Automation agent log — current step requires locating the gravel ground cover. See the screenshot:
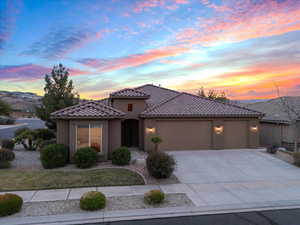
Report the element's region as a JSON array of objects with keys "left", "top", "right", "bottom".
[{"left": 12, "top": 194, "right": 193, "bottom": 217}]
